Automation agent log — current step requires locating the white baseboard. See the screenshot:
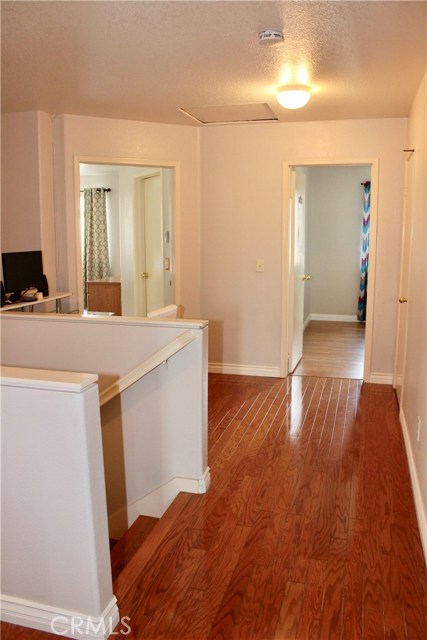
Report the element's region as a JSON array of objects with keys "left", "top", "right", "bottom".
[
  {"left": 0, "top": 595, "right": 119, "bottom": 640},
  {"left": 399, "top": 408, "right": 427, "bottom": 564},
  {"left": 308, "top": 313, "right": 358, "bottom": 322},
  {"left": 208, "top": 363, "right": 391, "bottom": 385},
  {"left": 208, "top": 362, "right": 281, "bottom": 378},
  {"left": 108, "top": 468, "right": 211, "bottom": 539},
  {"left": 368, "top": 372, "right": 394, "bottom": 385}
]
